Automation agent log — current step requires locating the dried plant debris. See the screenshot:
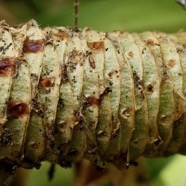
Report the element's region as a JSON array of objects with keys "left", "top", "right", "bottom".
[{"left": 0, "top": 20, "right": 186, "bottom": 170}]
